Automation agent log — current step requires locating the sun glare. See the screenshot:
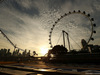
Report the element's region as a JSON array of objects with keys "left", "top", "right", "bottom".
[{"left": 40, "top": 47, "right": 48, "bottom": 56}]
